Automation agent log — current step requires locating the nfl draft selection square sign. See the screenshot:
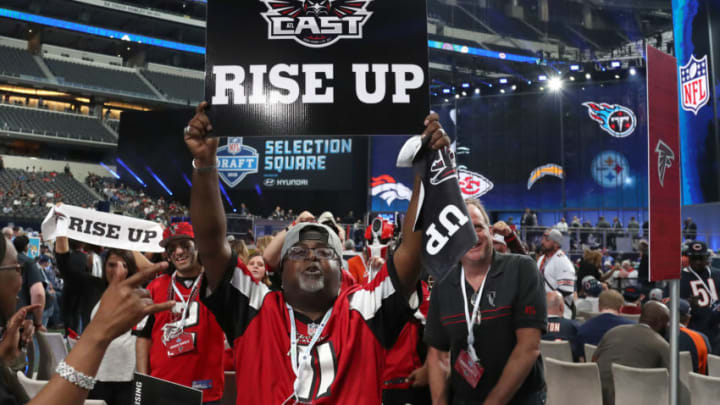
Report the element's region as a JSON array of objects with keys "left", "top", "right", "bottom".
[
  {"left": 205, "top": 0, "right": 430, "bottom": 137},
  {"left": 646, "top": 45, "right": 682, "bottom": 282}
]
